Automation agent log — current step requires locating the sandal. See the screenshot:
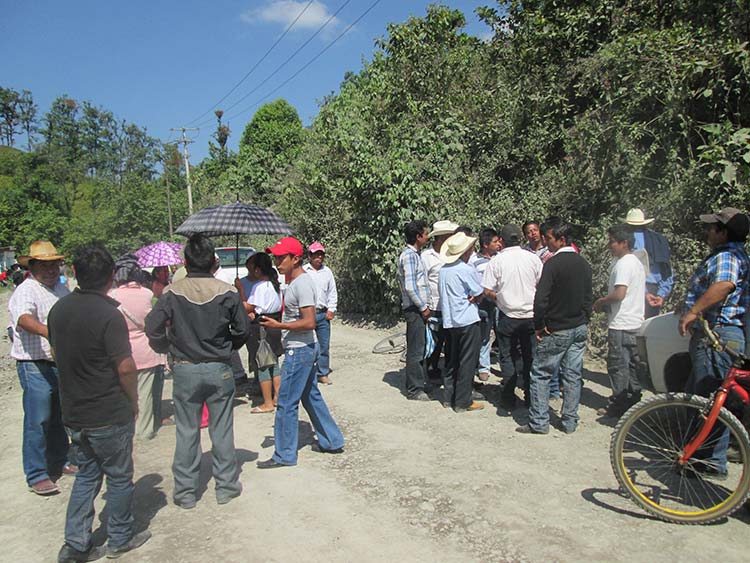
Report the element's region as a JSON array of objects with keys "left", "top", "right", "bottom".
[{"left": 251, "top": 406, "right": 275, "bottom": 414}]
